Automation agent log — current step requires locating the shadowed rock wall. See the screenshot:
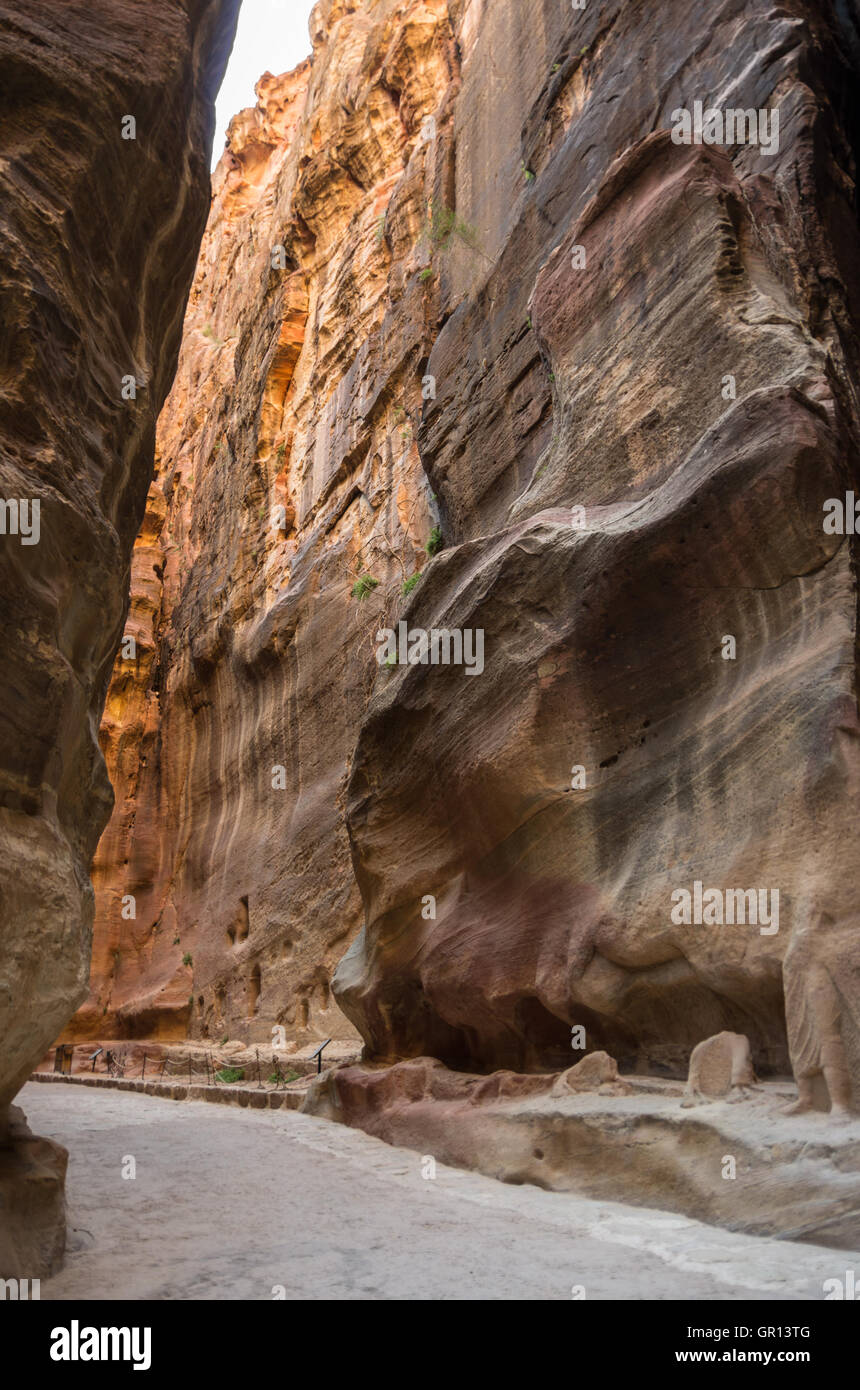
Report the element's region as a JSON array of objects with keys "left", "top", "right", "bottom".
[
  {"left": 336, "top": 0, "right": 860, "bottom": 1098},
  {"left": 0, "top": 0, "right": 240, "bottom": 1276}
]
